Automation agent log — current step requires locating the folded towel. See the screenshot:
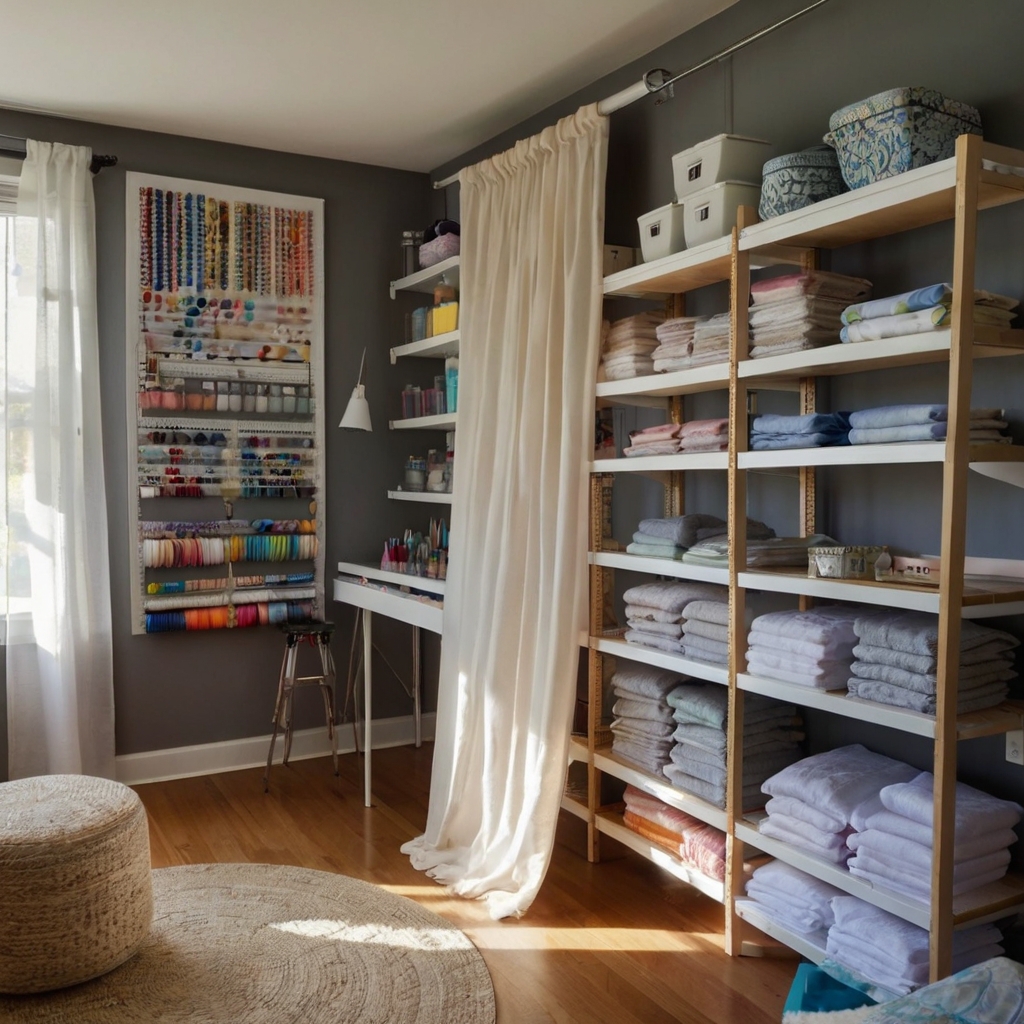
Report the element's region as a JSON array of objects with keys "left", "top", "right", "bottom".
[
  {"left": 765, "top": 795, "right": 846, "bottom": 835},
  {"left": 758, "top": 817, "right": 853, "bottom": 863},
  {"left": 852, "top": 638, "right": 1018, "bottom": 674},
  {"left": 611, "top": 718, "right": 676, "bottom": 741},
  {"left": 629, "top": 531, "right": 682, "bottom": 550},
  {"left": 880, "top": 771, "right": 1023, "bottom": 834},
  {"left": 625, "top": 541, "right": 685, "bottom": 558},
  {"left": 623, "top": 439, "right": 680, "bottom": 456},
  {"left": 625, "top": 619, "right": 683, "bottom": 639},
  {"left": 854, "top": 611, "right": 1018, "bottom": 658},
  {"left": 744, "top": 645, "right": 850, "bottom": 677},
  {"left": 622, "top": 580, "right": 729, "bottom": 614},
  {"left": 750, "top": 606, "right": 861, "bottom": 648},
  {"left": 611, "top": 696, "right": 675, "bottom": 723},
  {"left": 847, "top": 676, "right": 1009, "bottom": 714},
  {"left": 635, "top": 514, "right": 774, "bottom": 548},
  {"left": 847, "top": 830, "right": 1013, "bottom": 878},
  {"left": 624, "top": 629, "right": 682, "bottom": 654},
  {"left": 761, "top": 744, "right": 919, "bottom": 827},
  {"left": 849, "top": 808, "right": 1017, "bottom": 861},
  {"left": 850, "top": 658, "right": 1014, "bottom": 695},
  {"left": 746, "top": 860, "right": 844, "bottom": 928},
  {"left": 625, "top": 603, "right": 683, "bottom": 624},
  {"left": 746, "top": 651, "right": 852, "bottom": 690},
  {"left": 629, "top": 422, "right": 681, "bottom": 441},
  {"left": 747, "top": 630, "right": 855, "bottom": 664},
  {"left": 679, "top": 417, "right": 729, "bottom": 439},
  {"left": 848, "top": 862, "right": 1010, "bottom": 902},
  {"left": 678, "top": 633, "right": 730, "bottom": 661},
  {"left": 609, "top": 665, "right": 683, "bottom": 702},
  {"left": 847, "top": 404, "right": 1003, "bottom": 429},
  {"left": 680, "top": 643, "right": 729, "bottom": 666},
  {"left": 847, "top": 844, "right": 1010, "bottom": 891},
  {"left": 666, "top": 683, "right": 728, "bottom": 728},
  {"left": 750, "top": 271, "right": 872, "bottom": 305},
  {"left": 683, "top": 534, "right": 839, "bottom": 568},
  {"left": 680, "top": 736, "right": 802, "bottom": 771},
  {"left": 681, "top": 619, "right": 728, "bottom": 644},
  {"left": 611, "top": 737, "right": 672, "bottom": 775},
  {"left": 662, "top": 765, "right": 766, "bottom": 808},
  {"left": 681, "top": 600, "right": 730, "bottom": 626}
]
